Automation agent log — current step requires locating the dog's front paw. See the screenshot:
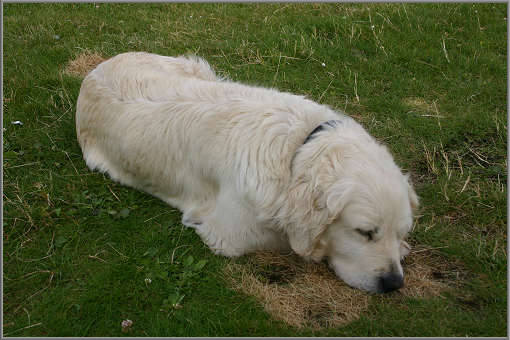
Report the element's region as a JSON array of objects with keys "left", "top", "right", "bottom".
[
  {"left": 181, "top": 216, "right": 203, "bottom": 229},
  {"left": 211, "top": 246, "right": 244, "bottom": 258},
  {"left": 400, "top": 240, "right": 411, "bottom": 260}
]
